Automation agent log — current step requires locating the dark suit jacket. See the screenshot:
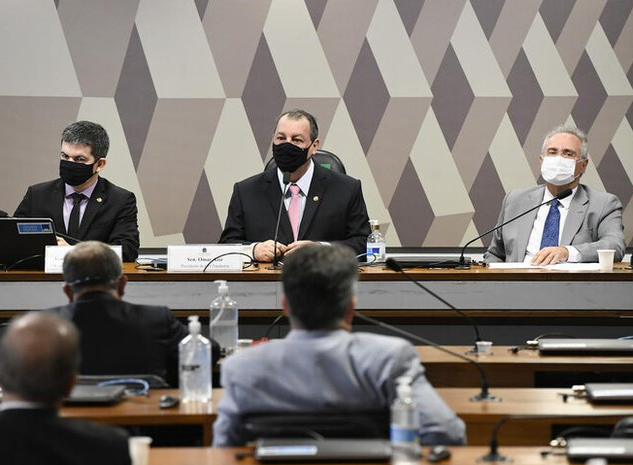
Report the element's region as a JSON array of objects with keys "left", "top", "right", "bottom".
[
  {"left": 48, "top": 292, "right": 195, "bottom": 387},
  {"left": 219, "top": 164, "right": 371, "bottom": 255},
  {"left": 0, "top": 408, "right": 130, "bottom": 465},
  {"left": 14, "top": 177, "right": 140, "bottom": 261}
]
